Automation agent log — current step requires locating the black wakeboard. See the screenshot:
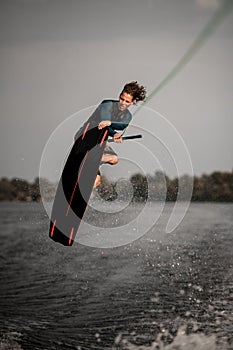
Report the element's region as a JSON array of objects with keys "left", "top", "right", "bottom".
[{"left": 49, "top": 124, "right": 109, "bottom": 246}]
